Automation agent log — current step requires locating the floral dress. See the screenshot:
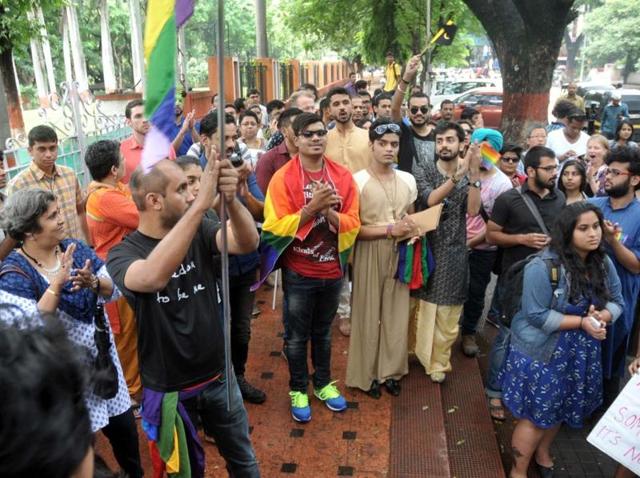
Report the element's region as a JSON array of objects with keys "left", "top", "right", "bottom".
[{"left": 500, "top": 295, "right": 602, "bottom": 429}]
